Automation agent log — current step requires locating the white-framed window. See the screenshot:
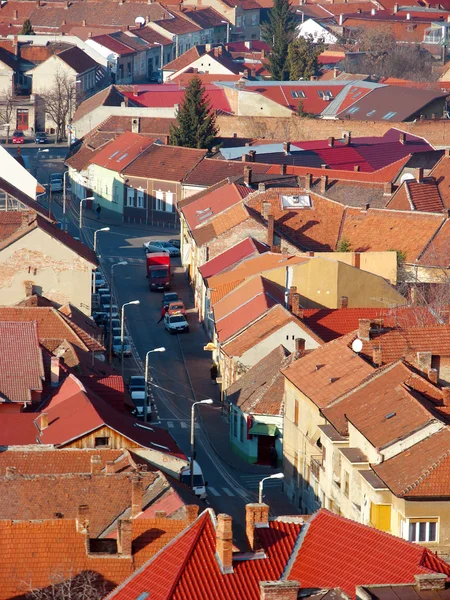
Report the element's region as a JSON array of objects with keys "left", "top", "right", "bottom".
[
  {"left": 408, "top": 519, "right": 438, "bottom": 543},
  {"left": 126, "top": 188, "right": 135, "bottom": 207},
  {"left": 137, "top": 189, "right": 145, "bottom": 209},
  {"left": 251, "top": 13, "right": 258, "bottom": 25},
  {"left": 165, "top": 191, "right": 174, "bottom": 212},
  {"left": 155, "top": 190, "right": 164, "bottom": 211},
  {"left": 113, "top": 184, "right": 119, "bottom": 204},
  {"left": 423, "top": 28, "right": 442, "bottom": 44}
]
